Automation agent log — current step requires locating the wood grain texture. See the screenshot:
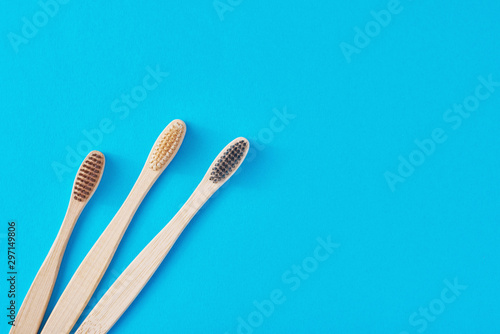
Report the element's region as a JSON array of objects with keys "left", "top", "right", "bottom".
[
  {"left": 11, "top": 151, "right": 105, "bottom": 334},
  {"left": 41, "top": 120, "right": 185, "bottom": 334},
  {"left": 76, "top": 137, "right": 249, "bottom": 334}
]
